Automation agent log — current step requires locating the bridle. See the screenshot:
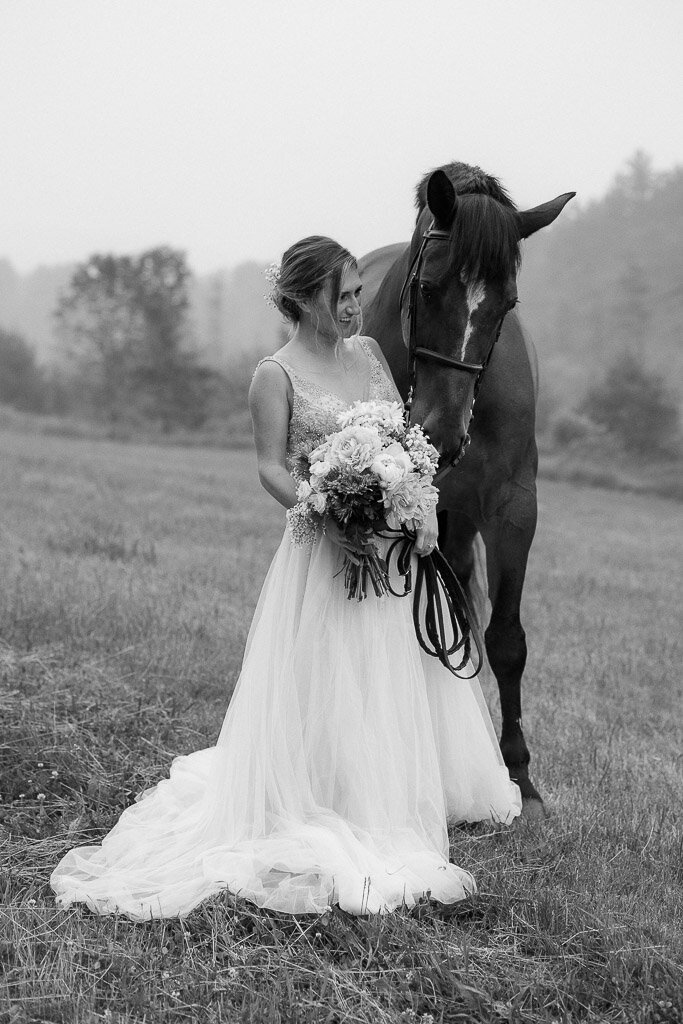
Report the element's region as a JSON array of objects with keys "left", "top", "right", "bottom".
[{"left": 399, "top": 220, "right": 506, "bottom": 481}]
